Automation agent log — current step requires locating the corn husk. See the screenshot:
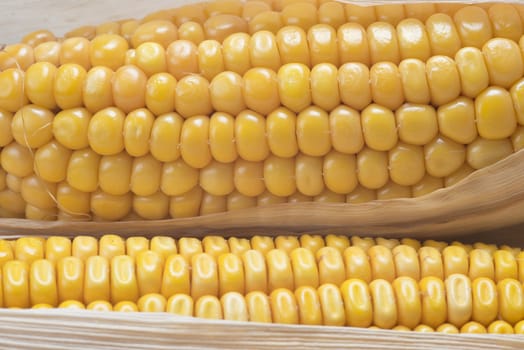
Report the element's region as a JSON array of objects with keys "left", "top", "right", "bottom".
[{"left": 0, "top": 309, "right": 523, "bottom": 350}]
